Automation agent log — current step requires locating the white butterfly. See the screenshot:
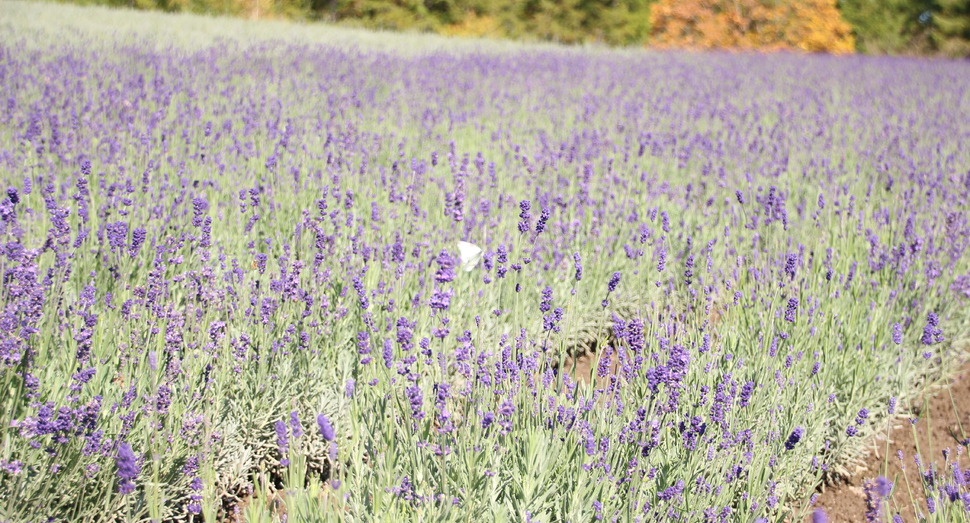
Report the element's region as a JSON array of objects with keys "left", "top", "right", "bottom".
[{"left": 457, "top": 241, "right": 483, "bottom": 272}]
